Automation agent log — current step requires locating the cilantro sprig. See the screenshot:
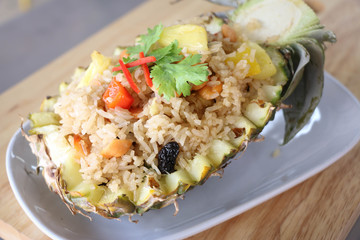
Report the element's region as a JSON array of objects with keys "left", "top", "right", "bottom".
[
  {"left": 122, "top": 24, "right": 209, "bottom": 100},
  {"left": 151, "top": 54, "right": 208, "bottom": 99},
  {"left": 127, "top": 24, "right": 164, "bottom": 57}
]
